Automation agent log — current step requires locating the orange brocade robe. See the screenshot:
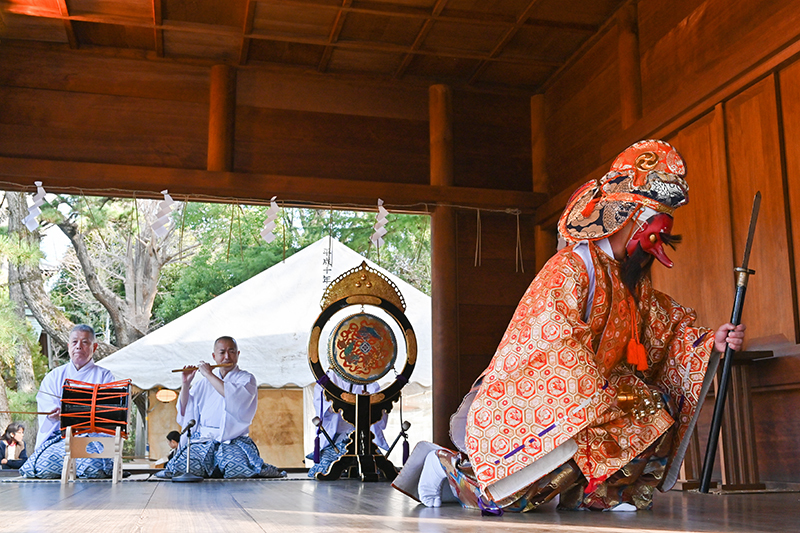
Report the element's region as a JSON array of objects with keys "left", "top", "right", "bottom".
[{"left": 466, "top": 241, "right": 717, "bottom": 499}]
